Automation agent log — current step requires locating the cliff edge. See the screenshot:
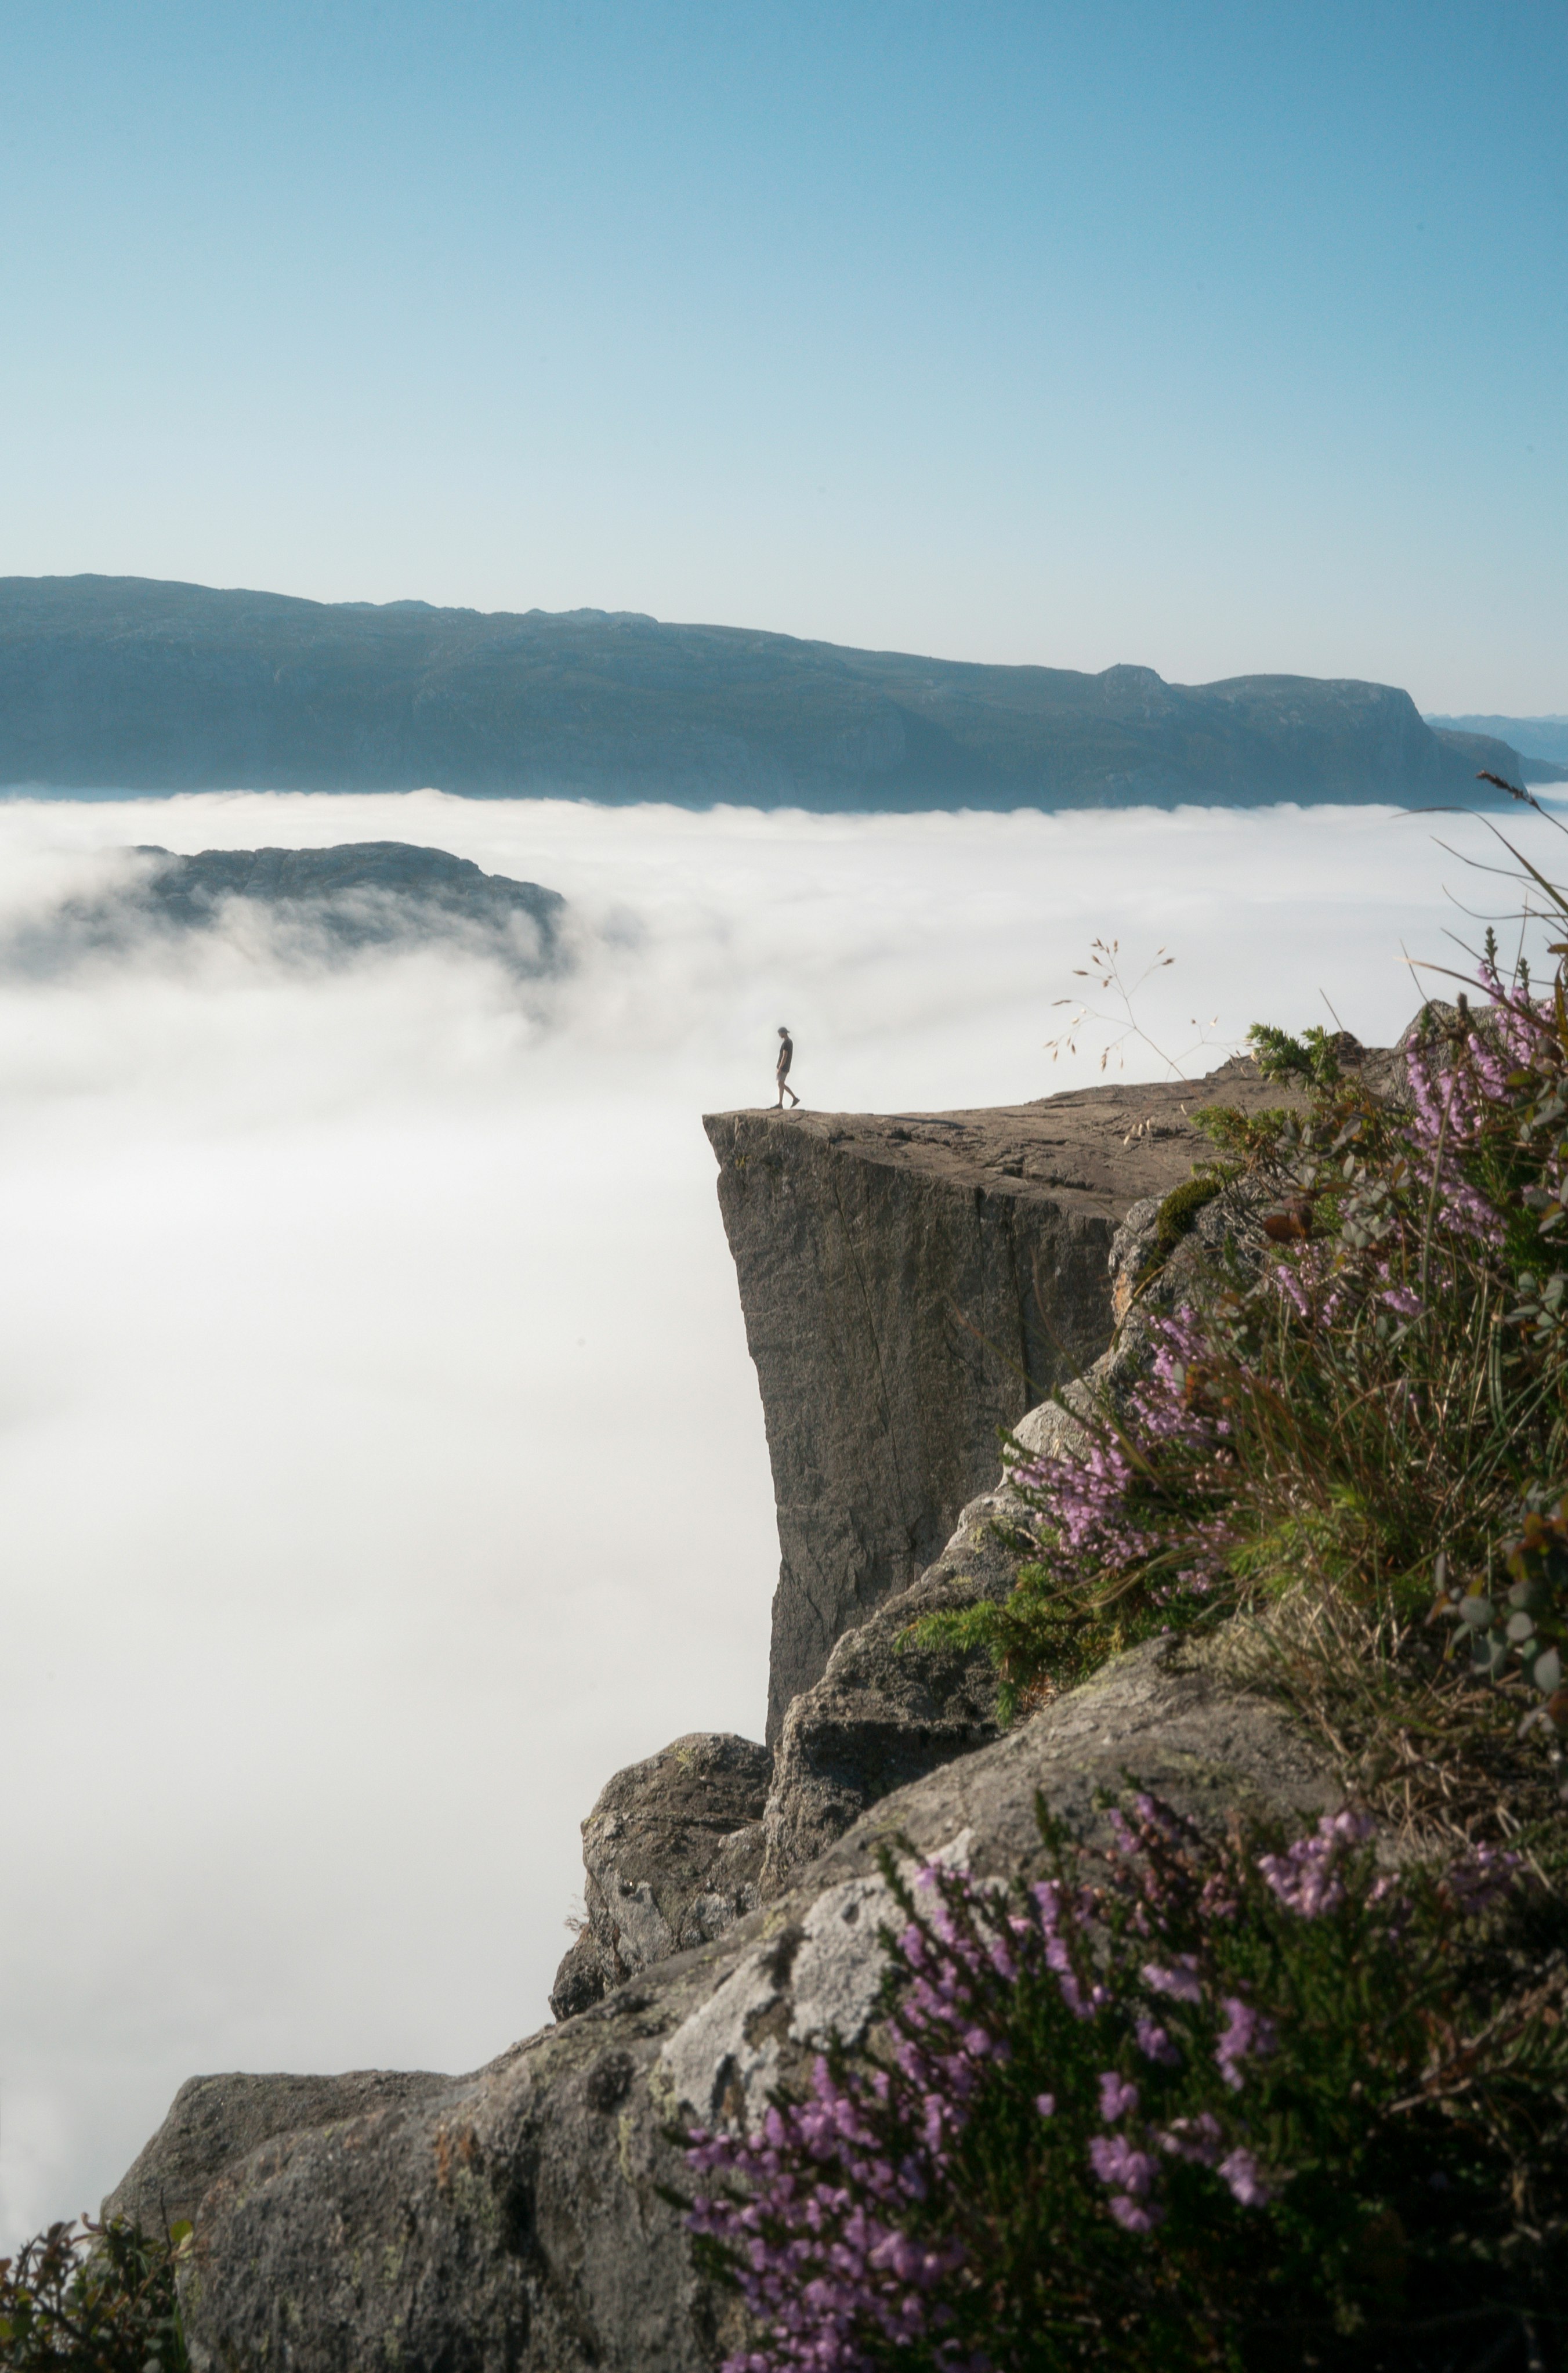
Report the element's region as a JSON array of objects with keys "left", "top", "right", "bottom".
[{"left": 705, "top": 1059, "right": 1299, "bottom": 1736}]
